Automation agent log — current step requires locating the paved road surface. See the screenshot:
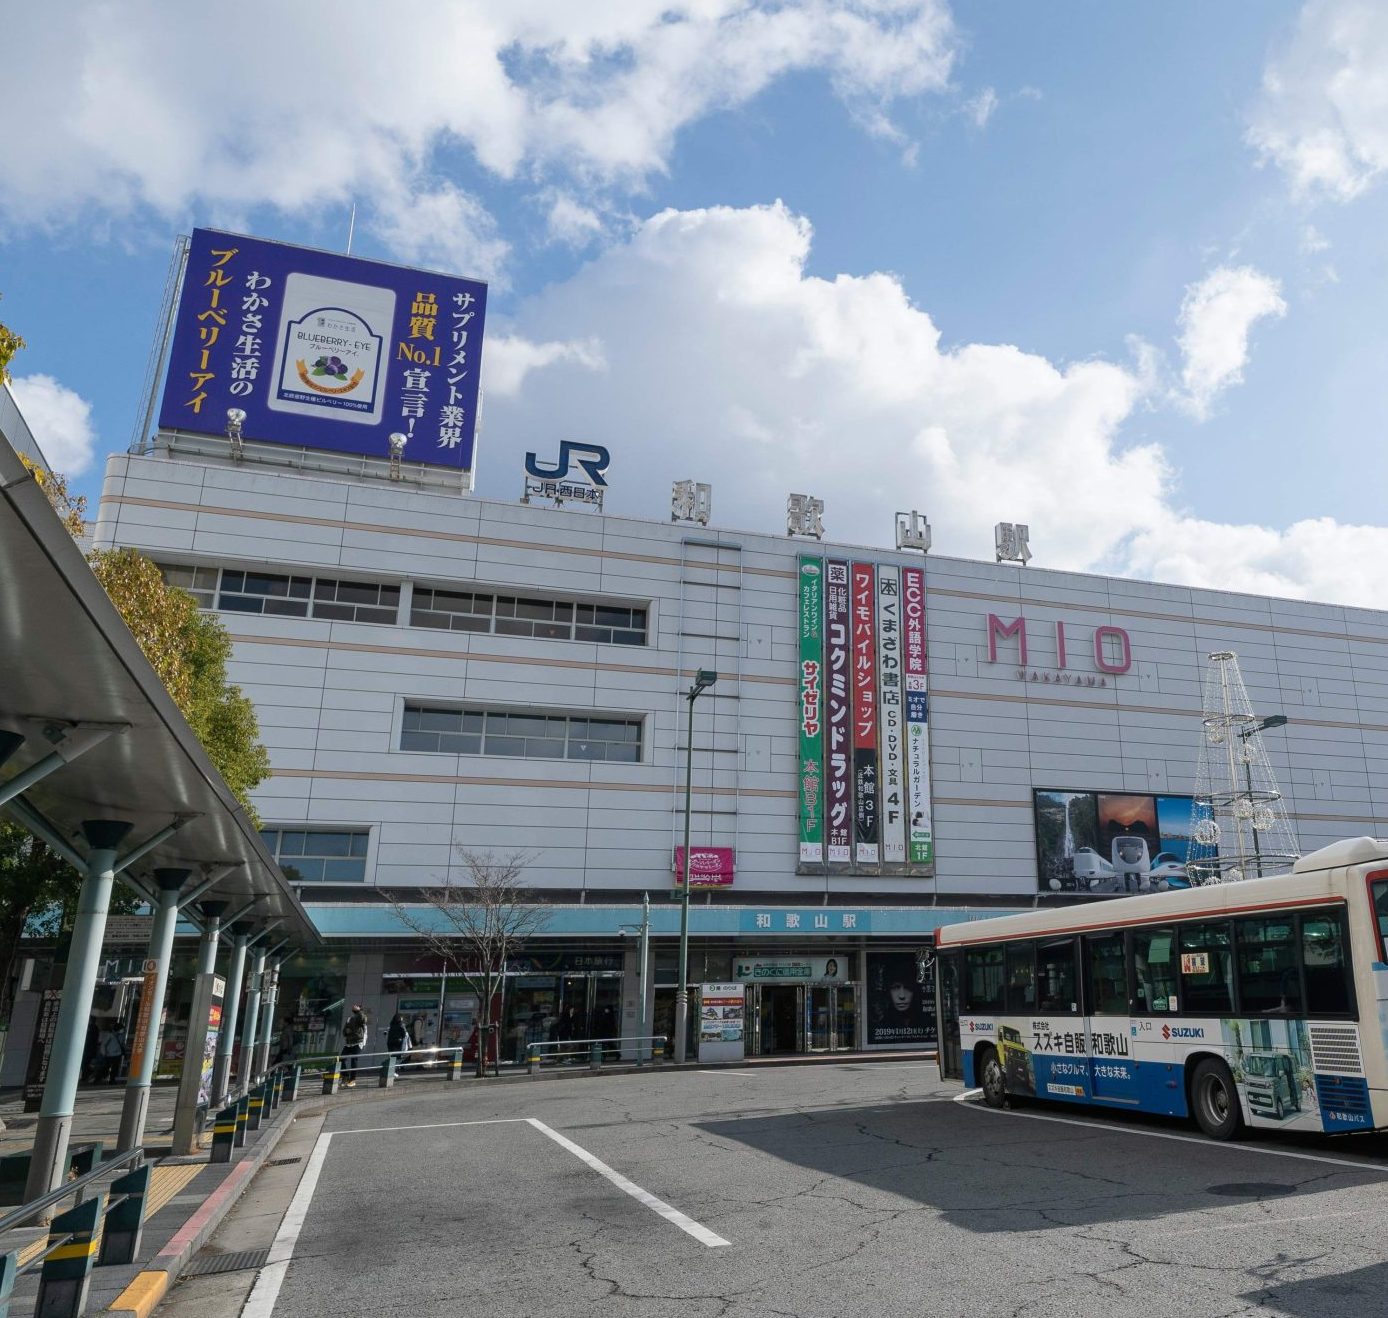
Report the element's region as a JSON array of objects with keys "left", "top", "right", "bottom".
[{"left": 160, "top": 1063, "right": 1388, "bottom": 1317}]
